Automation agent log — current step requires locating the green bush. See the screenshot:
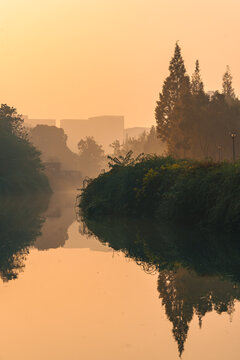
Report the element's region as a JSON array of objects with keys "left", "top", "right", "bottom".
[{"left": 80, "top": 155, "right": 240, "bottom": 230}]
